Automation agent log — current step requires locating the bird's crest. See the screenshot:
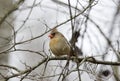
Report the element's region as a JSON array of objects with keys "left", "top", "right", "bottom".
[{"left": 51, "top": 28, "right": 58, "bottom": 33}]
